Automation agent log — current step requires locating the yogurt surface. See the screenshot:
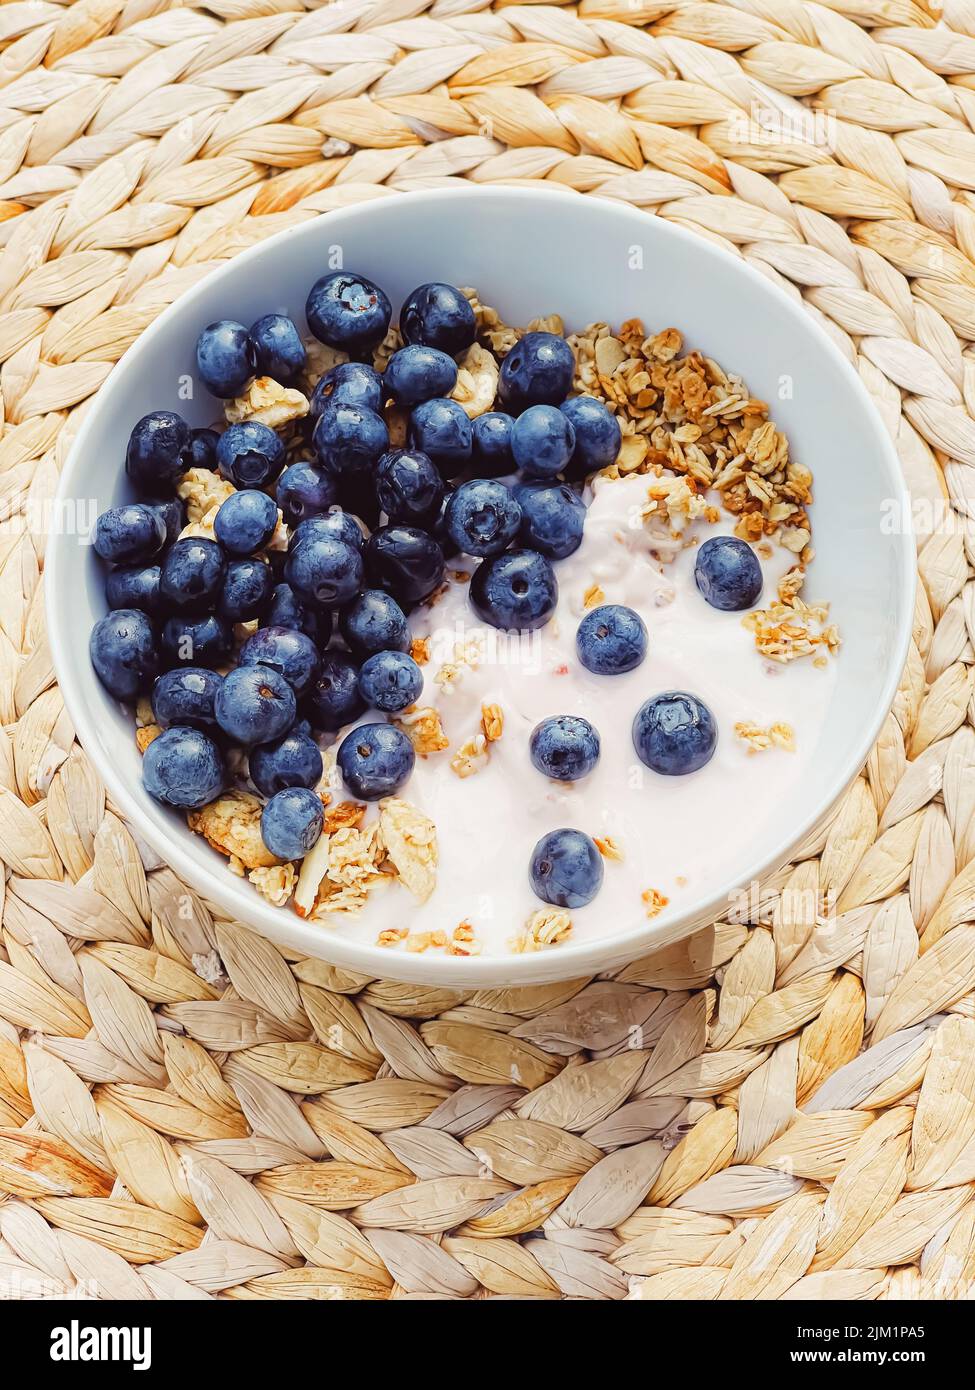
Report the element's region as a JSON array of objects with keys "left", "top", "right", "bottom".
[{"left": 321, "top": 472, "right": 838, "bottom": 955}]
